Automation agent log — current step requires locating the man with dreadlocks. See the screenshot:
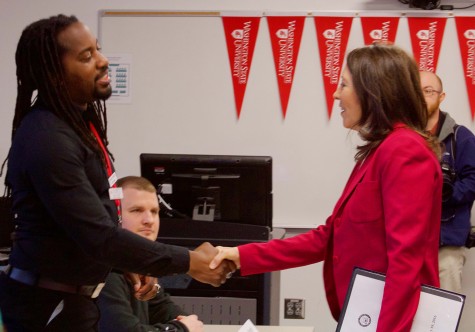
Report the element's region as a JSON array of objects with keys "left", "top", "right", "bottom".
[{"left": 0, "top": 14, "right": 234, "bottom": 331}]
